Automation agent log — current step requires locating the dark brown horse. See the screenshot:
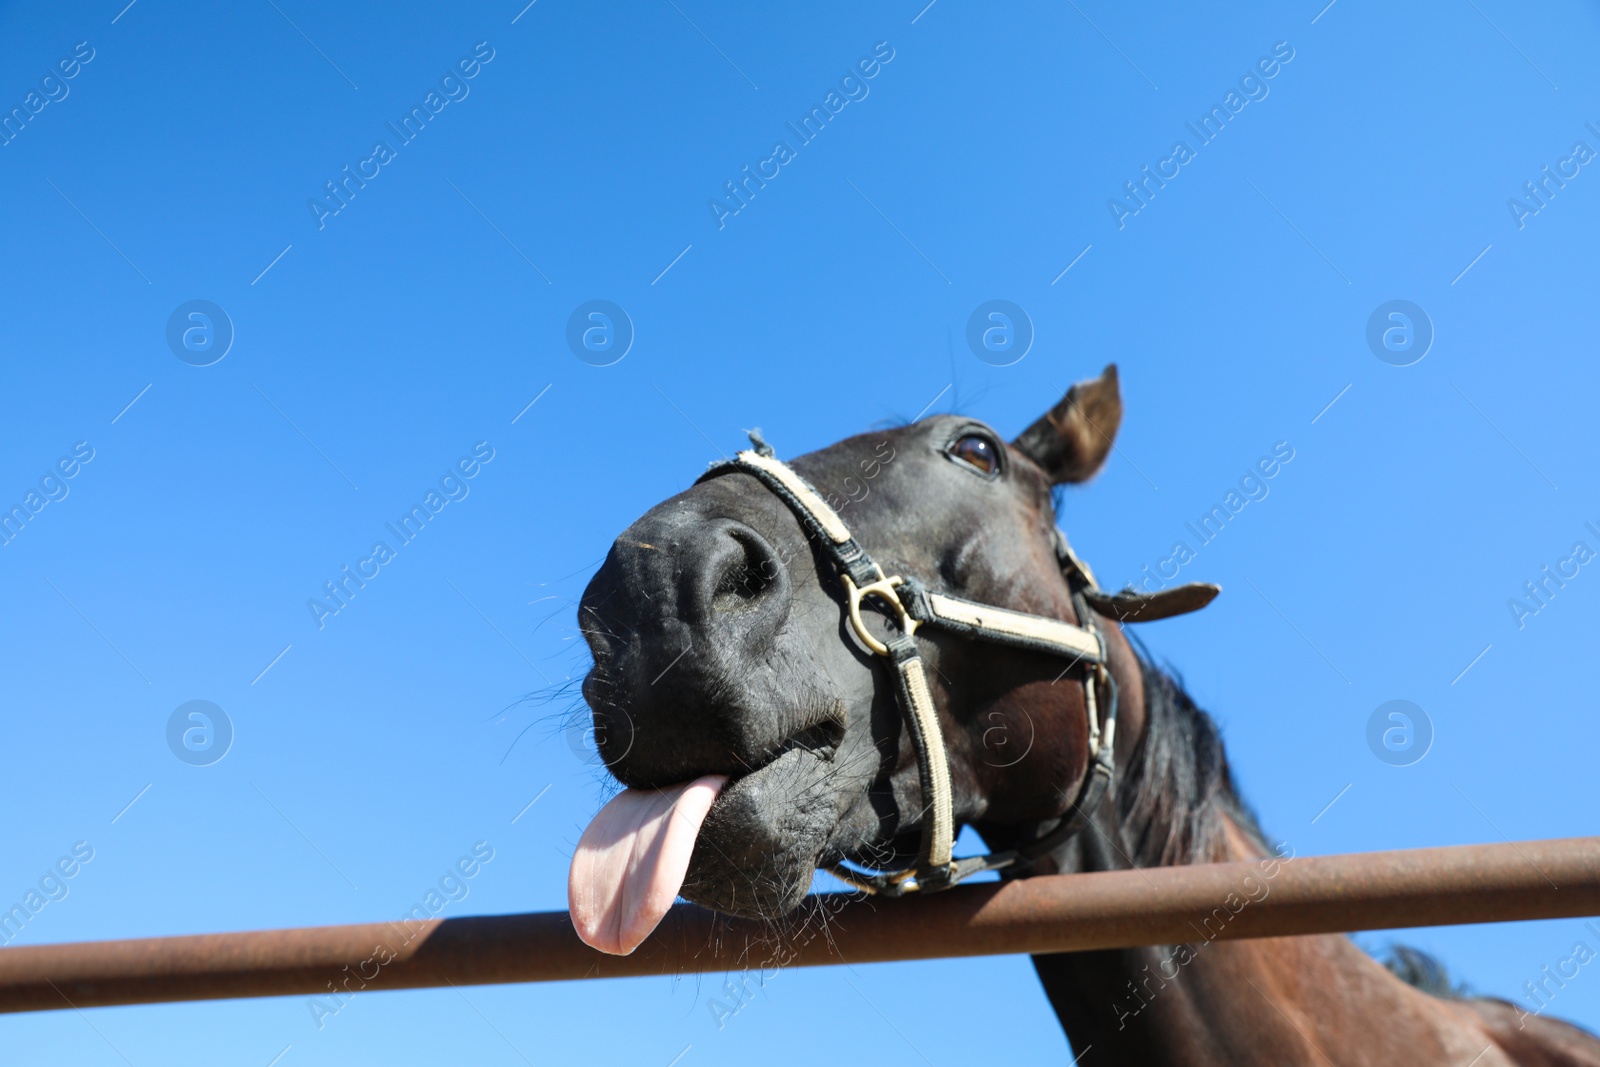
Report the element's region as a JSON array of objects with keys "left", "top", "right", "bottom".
[{"left": 569, "top": 366, "right": 1600, "bottom": 1065}]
